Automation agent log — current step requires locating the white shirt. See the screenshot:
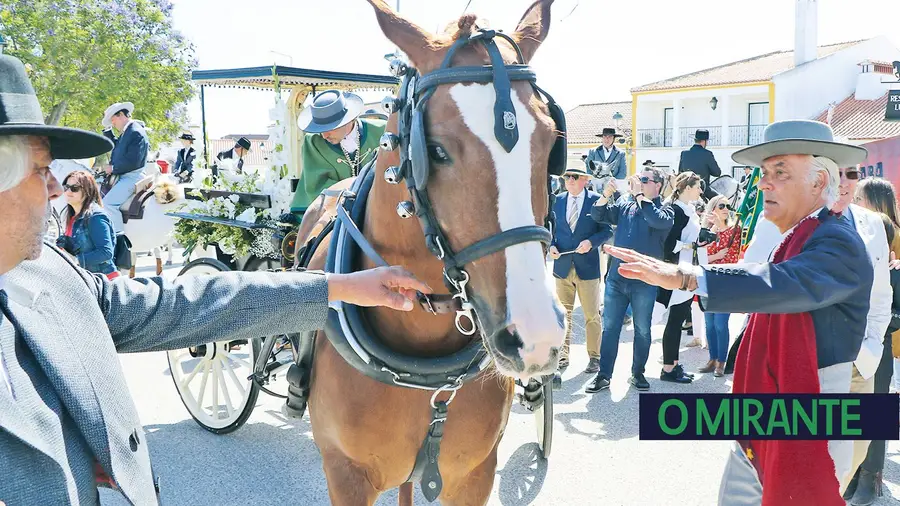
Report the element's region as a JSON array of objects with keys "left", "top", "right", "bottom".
[
  {"left": 602, "top": 146, "right": 613, "bottom": 159},
  {"left": 340, "top": 122, "right": 360, "bottom": 154}
]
